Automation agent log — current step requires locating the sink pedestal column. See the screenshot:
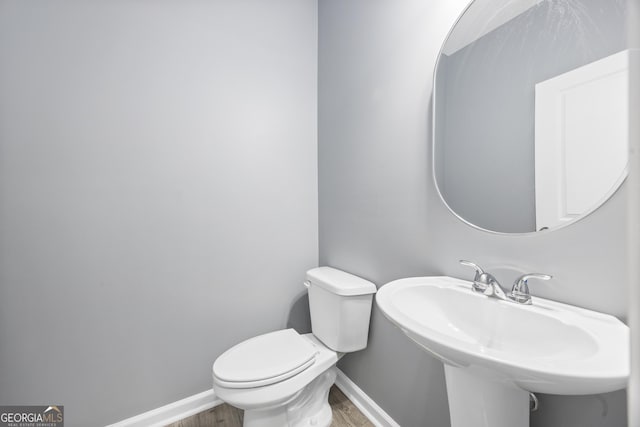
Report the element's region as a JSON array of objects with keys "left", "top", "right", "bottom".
[{"left": 444, "top": 365, "right": 529, "bottom": 427}]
